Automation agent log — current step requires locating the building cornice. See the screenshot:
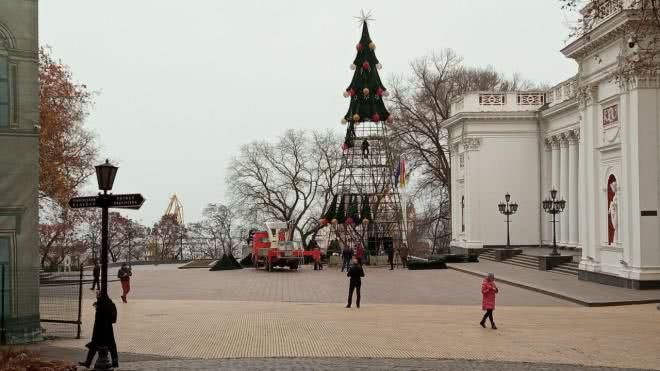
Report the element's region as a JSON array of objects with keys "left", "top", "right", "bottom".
[
  {"left": 540, "top": 98, "right": 579, "bottom": 118},
  {"left": 561, "top": 10, "right": 632, "bottom": 60},
  {"left": 442, "top": 111, "right": 539, "bottom": 129}
]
